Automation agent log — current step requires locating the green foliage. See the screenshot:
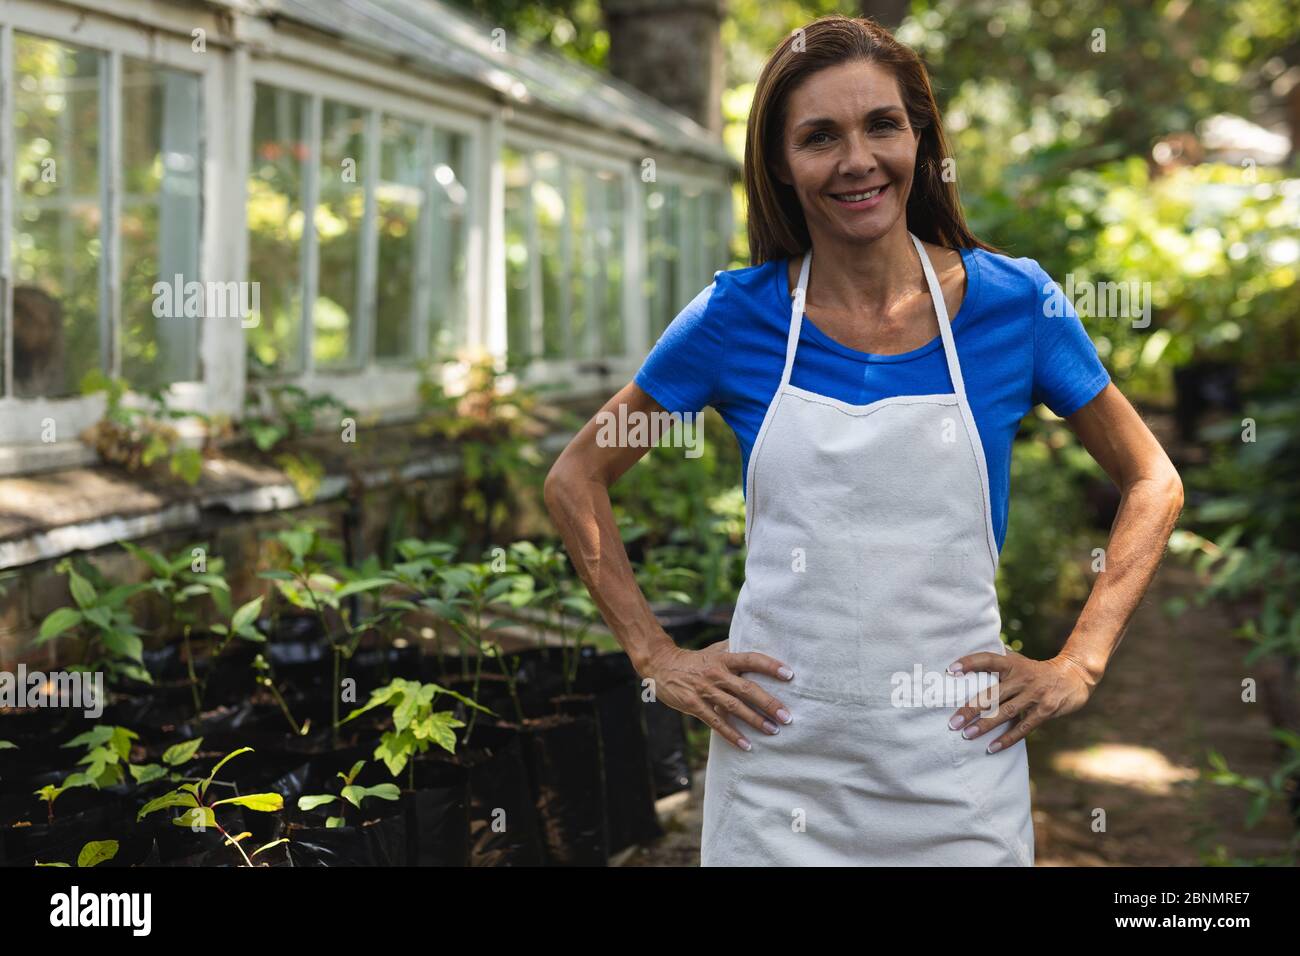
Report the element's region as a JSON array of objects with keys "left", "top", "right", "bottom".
[
  {"left": 997, "top": 419, "right": 1098, "bottom": 656},
  {"left": 417, "top": 354, "right": 560, "bottom": 548},
  {"left": 137, "top": 746, "right": 284, "bottom": 866},
  {"left": 296, "top": 759, "right": 400, "bottom": 828},
  {"left": 242, "top": 383, "right": 356, "bottom": 453},
  {"left": 78, "top": 369, "right": 209, "bottom": 484},
  {"left": 343, "top": 678, "right": 489, "bottom": 778},
  {"left": 35, "top": 558, "right": 153, "bottom": 685}
]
